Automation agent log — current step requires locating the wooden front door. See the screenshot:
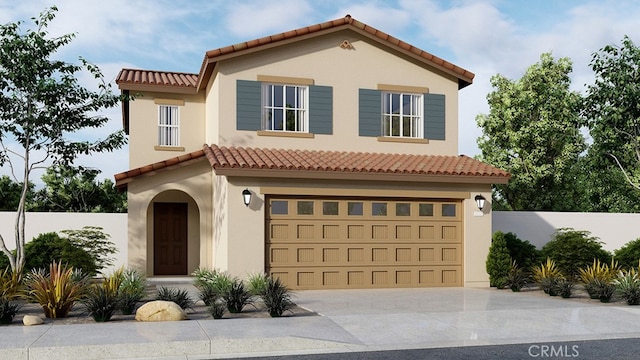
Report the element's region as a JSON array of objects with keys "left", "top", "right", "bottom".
[{"left": 154, "top": 202, "right": 188, "bottom": 275}]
